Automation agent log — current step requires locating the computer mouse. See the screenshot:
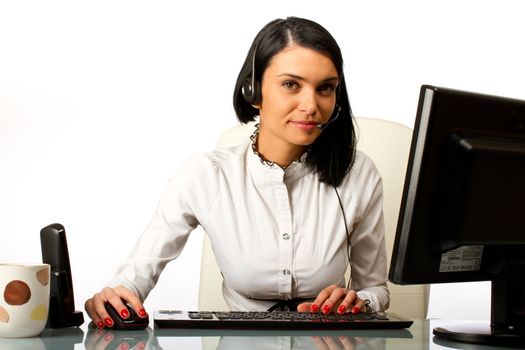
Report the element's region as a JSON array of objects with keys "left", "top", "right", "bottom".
[{"left": 104, "top": 302, "right": 149, "bottom": 330}]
